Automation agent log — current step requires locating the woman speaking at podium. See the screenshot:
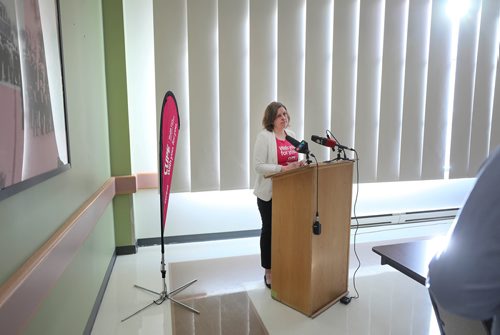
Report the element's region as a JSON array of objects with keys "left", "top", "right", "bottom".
[{"left": 253, "top": 101, "right": 304, "bottom": 289}]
